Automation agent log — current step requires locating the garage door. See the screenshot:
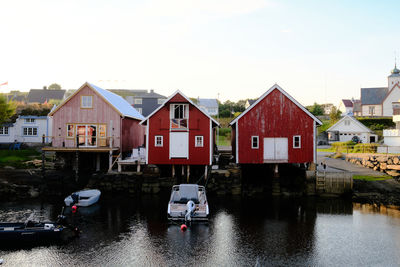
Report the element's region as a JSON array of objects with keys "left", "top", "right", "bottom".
[
  {"left": 170, "top": 132, "right": 188, "bottom": 158},
  {"left": 263, "top": 137, "right": 288, "bottom": 162}
]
